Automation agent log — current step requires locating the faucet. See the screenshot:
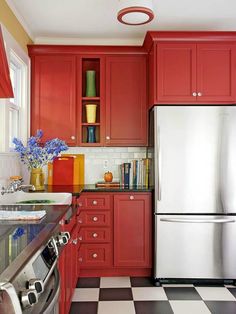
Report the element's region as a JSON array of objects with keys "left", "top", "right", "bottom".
[{"left": 1, "top": 179, "right": 35, "bottom": 195}]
